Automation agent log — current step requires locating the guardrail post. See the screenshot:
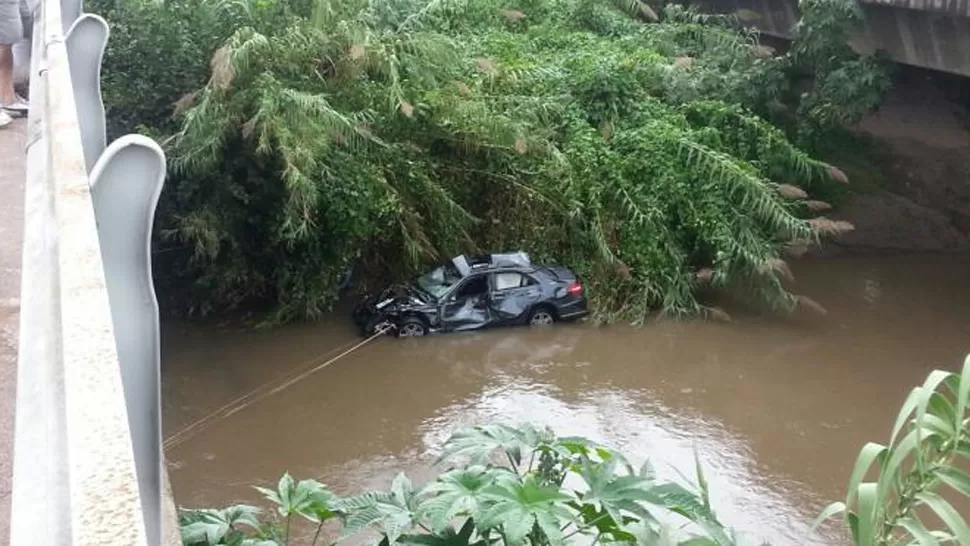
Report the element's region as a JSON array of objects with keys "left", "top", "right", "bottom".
[{"left": 8, "top": 0, "right": 176, "bottom": 541}]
